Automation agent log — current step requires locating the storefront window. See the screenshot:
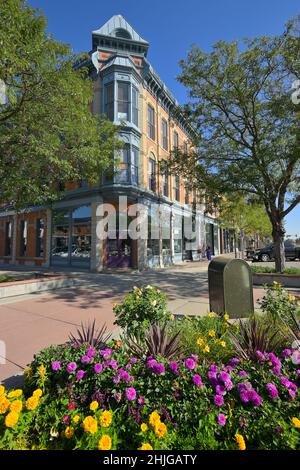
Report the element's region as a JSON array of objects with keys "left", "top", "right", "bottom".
[
  {"left": 51, "top": 210, "right": 70, "bottom": 265},
  {"left": 147, "top": 208, "right": 159, "bottom": 258},
  {"left": 36, "top": 218, "right": 45, "bottom": 257},
  {"left": 19, "top": 220, "right": 27, "bottom": 256},
  {"left": 71, "top": 206, "right": 91, "bottom": 266},
  {"left": 5, "top": 221, "right": 12, "bottom": 256}
]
